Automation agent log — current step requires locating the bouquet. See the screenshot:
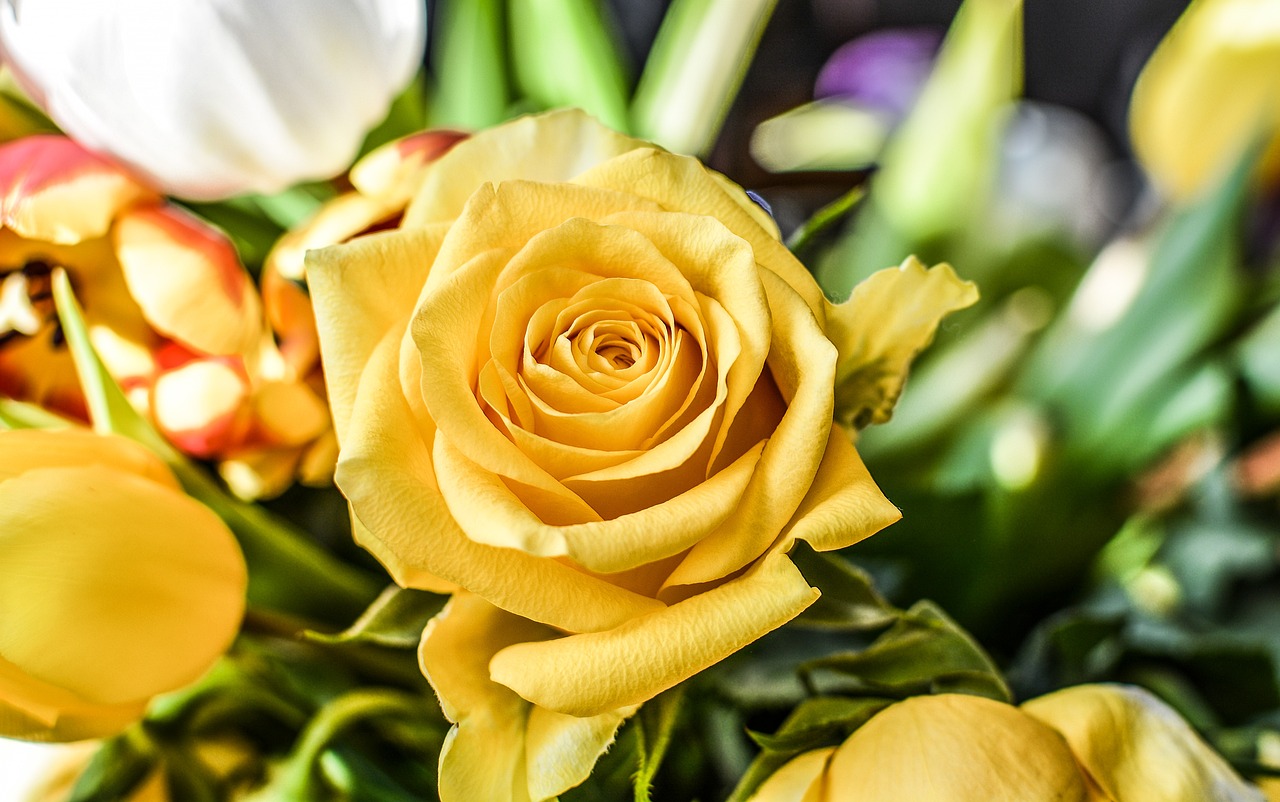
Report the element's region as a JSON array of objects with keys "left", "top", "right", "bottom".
[{"left": 1, "top": 0, "right": 1278, "bottom": 800}]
